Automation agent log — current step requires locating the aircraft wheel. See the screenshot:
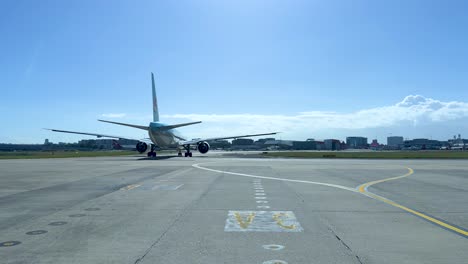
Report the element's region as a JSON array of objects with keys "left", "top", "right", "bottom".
[
  {"left": 189, "top": 152, "right": 192, "bottom": 157},
  {"left": 184, "top": 152, "right": 188, "bottom": 157}
]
